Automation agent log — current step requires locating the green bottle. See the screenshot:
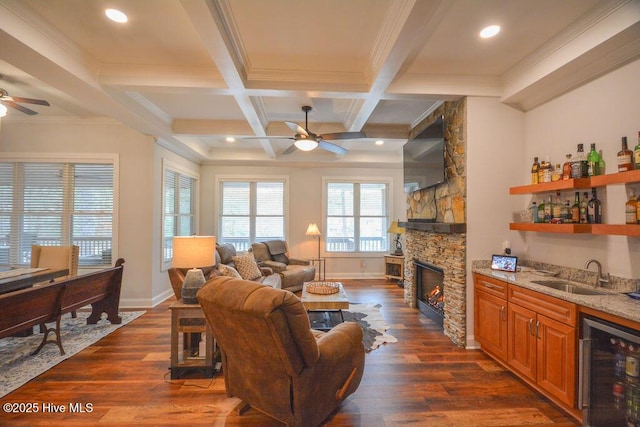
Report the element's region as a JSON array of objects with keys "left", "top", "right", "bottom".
[{"left": 587, "top": 143, "right": 600, "bottom": 176}]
